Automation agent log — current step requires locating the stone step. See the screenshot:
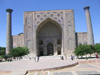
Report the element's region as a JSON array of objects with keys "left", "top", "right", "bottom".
[
  {"left": 39, "top": 55, "right": 61, "bottom": 59},
  {"left": 20, "top": 55, "right": 63, "bottom": 60}
]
